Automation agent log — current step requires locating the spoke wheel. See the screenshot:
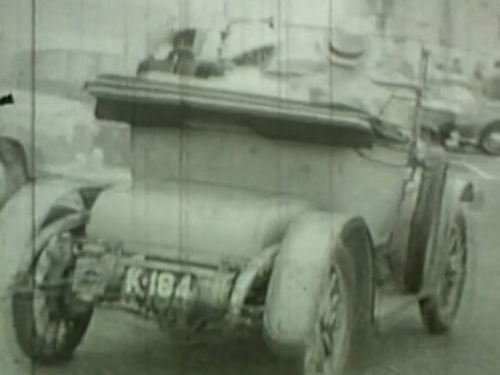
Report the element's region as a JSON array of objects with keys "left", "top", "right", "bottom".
[
  {"left": 481, "top": 131, "right": 500, "bottom": 155},
  {"left": 12, "top": 226, "right": 93, "bottom": 365},
  {"left": 303, "top": 263, "right": 353, "bottom": 375},
  {"left": 479, "top": 122, "right": 500, "bottom": 156},
  {"left": 419, "top": 213, "right": 467, "bottom": 334}
]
